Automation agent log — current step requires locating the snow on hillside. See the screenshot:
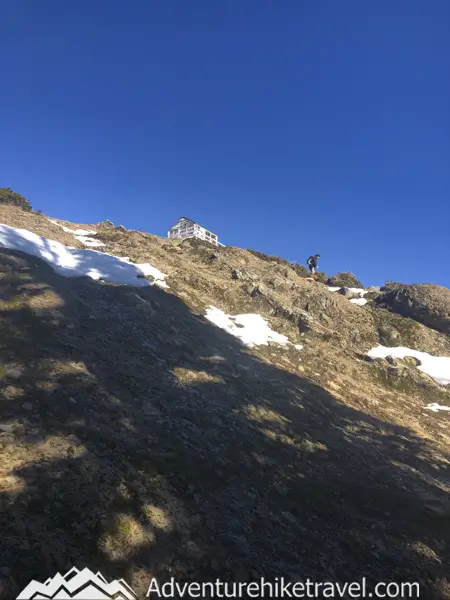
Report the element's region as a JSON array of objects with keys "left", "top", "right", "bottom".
[
  {"left": 75, "top": 236, "right": 105, "bottom": 248},
  {"left": 350, "top": 298, "right": 368, "bottom": 306},
  {"left": 0, "top": 224, "right": 168, "bottom": 288},
  {"left": 351, "top": 288, "right": 368, "bottom": 296},
  {"left": 48, "top": 219, "right": 97, "bottom": 236},
  {"left": 425, "top": 403, "right": 450, "bottom": 413},
  {"left": 367, "top": 345, "right": 450, "bottom": 386},
  {"left": 49, "top": 219, "right": 106, "bottom": 248},
  {"left": 328, "top": 287, "right": 368, "bottom": 307},
  {"left": 328, "top": 287, "right": 367, "bottom": 296},
  {"left": 205, "top": 306, "right": 303, "bottom": 350}
]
